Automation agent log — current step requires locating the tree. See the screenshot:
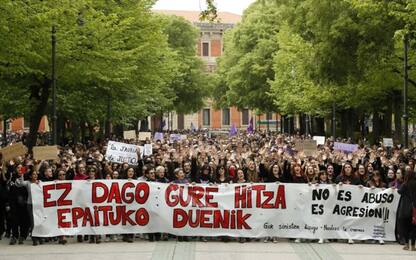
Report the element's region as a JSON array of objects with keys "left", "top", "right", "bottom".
[
  {"left": 0, "top": 0, "right": 179, "bottom": 147},
  {"left": 160, "top": 14, "right": 209, "bottom": 114},
  {"left": 213, "top": 1, "right": 280, "bottom": 113}
]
